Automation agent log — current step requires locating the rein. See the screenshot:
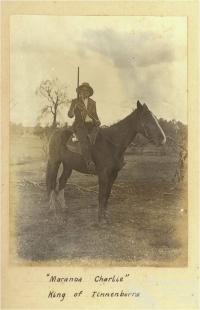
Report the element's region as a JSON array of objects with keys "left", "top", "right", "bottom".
[{"left": 105, "top": 136, "right": 120, "bottom": 148}]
